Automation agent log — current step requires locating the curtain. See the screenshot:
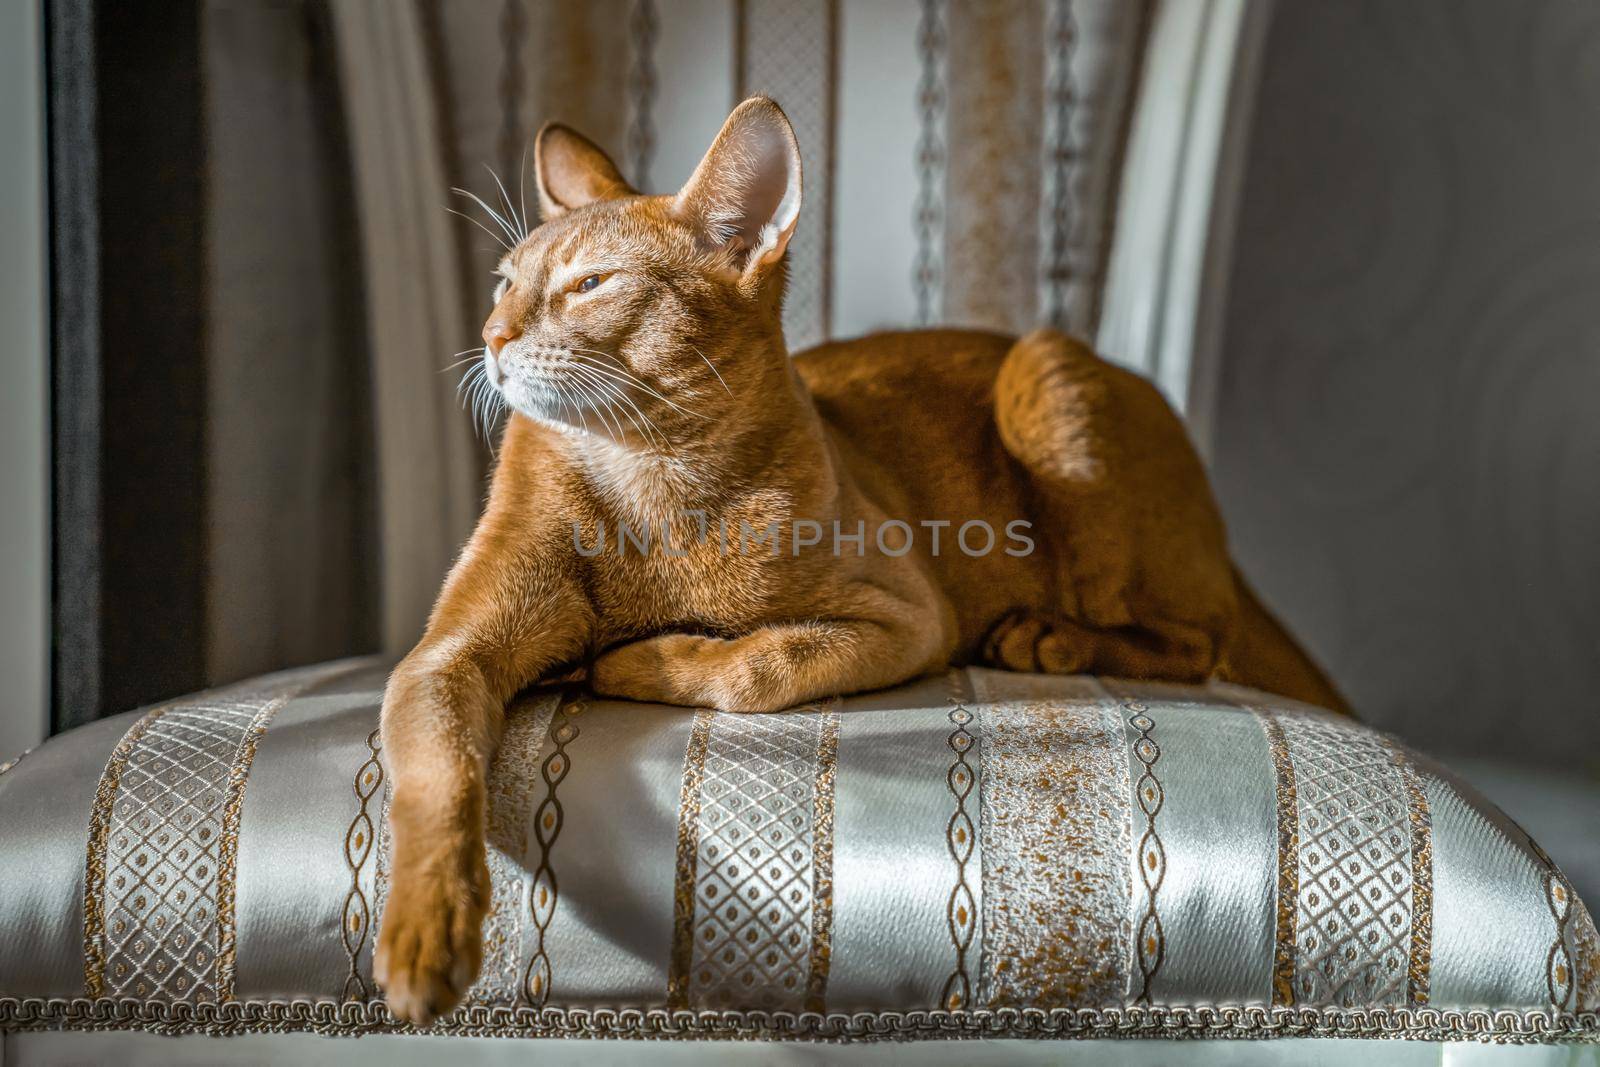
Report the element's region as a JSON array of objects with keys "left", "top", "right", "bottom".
[{"left": 328, "top": 0, "right": 488, "bottom": 655}]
